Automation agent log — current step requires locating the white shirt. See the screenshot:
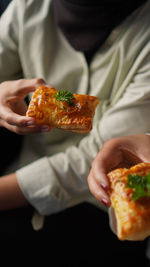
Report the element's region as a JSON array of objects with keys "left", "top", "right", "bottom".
[{"left": 0, "top": 0, "right": 150, "bottom": 229}]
